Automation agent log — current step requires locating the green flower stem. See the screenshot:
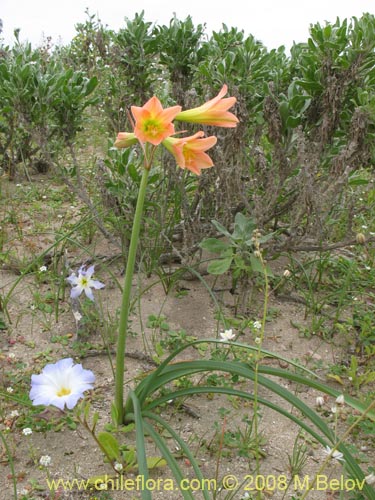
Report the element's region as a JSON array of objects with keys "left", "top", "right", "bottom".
[
  {"left": 0, "top": 430, "right": 17, "bottom": 500},
  {"left": 115, "top": 166, "right": 150, "bottom": 424},
  {"left": 253, "top": 249, "right": 269, "bottom": 500}
]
